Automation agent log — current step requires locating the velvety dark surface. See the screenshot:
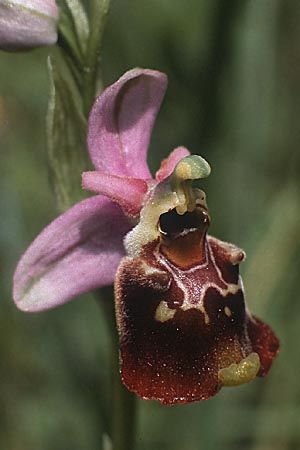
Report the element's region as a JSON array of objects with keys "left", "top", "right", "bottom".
[{"left": 116, "top": 229, "right": 278, "bottom": 404}]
